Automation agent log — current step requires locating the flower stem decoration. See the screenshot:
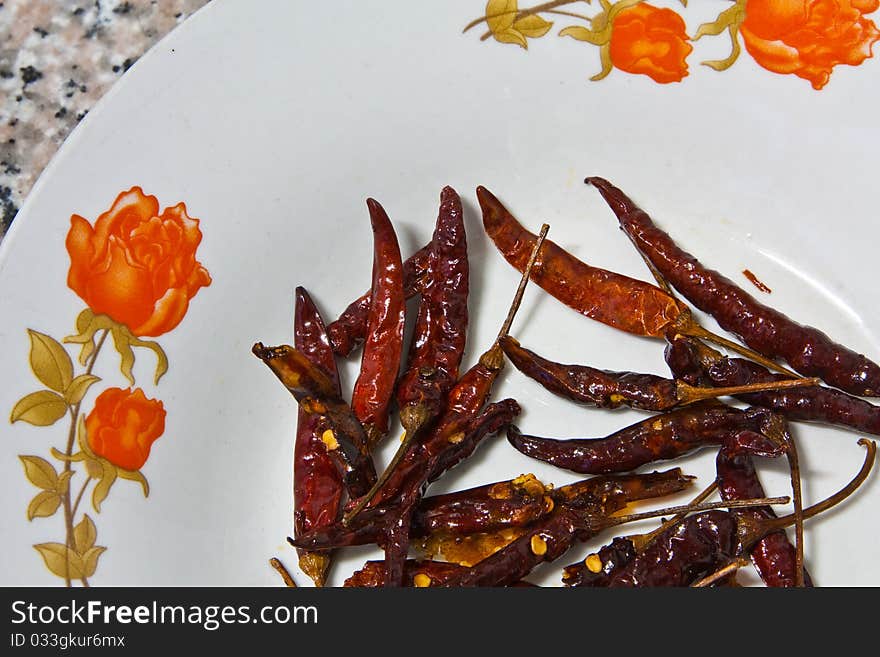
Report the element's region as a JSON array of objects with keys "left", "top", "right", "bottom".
[
  {"left": 10, "top": 187, "right": 211, "bottom": 586},
  {"left": 464, "top": 0, "right": 880, "bottom": 89}
]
